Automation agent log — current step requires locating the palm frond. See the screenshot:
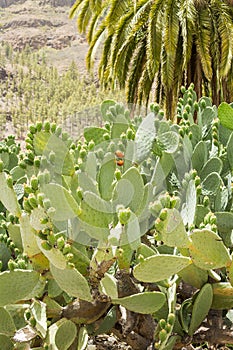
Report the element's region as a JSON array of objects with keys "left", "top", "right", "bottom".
[
  {"left": 86, "top": 23, "right": 106, "bottom": 69},
  {"left": 126, "top": 40, "right": 147, "bottom": 104},
  {"left": 147, "top": 0, "right": 164, "bottom": 79},
  {"left": 77, "top": 0, "right": 91, "bottom": 33},
  {"left": 212, "top": 0, "right": 233, "bottom": 77},
  {"left": 178, "top": 0, "right": 196, "bottom": 70},
  {"left": 195, "top": 5, "right": 212, "bottom": 80},
  {"left": 163, "top": 0, "right": 180, "bottom": 87},
  {"left": 69, "top": 0, "right": 84, "bottom": 19}
]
